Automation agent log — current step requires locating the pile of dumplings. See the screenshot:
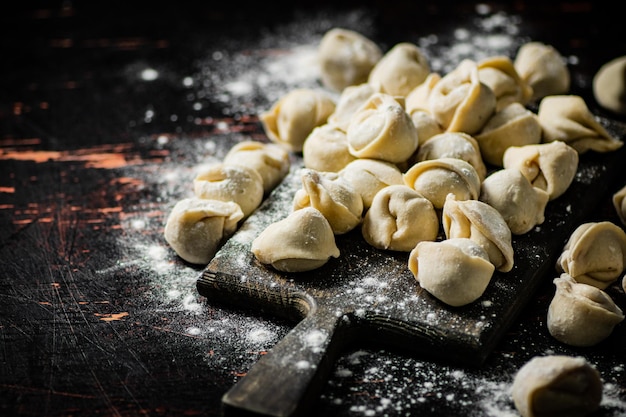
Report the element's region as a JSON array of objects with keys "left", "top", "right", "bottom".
[
  {"left": 252, "top": 27, "right": 624, "bottom": 310},
  {"left": 164, "top": 140, "right": 291, "bottom": 265}
]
